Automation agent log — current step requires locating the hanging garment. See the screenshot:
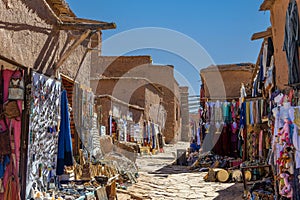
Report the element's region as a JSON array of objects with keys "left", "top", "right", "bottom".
[
  {"left": 231, "top": 101, "right": 237, "bottom": 119},
  {"left": 259, "top": 130, "right": 263, "bottom": 159},
  {"left": 56, "top": 90, "right": 73, "bottom": 176},
  {"left": 253, "top": 101, "right": 257, "bottom": 124},
  {"left": 147, "top": 122, "right": 151, "bottom": 143},
  {"left": 250, "top": 101, "right": 254, "bottom": 125},
  {"left": 231, "top": 122, "right": 238, "bottom": 157},
  {"left": 262, "top": 40, "right": 268, "bottom": 79},
  {"left": 257, "top": 55, "right": 264, "bottom": 94},
  {"left": 266, "top": 37, "right": 274, "bottom": 67},
  {"left": 214, "top": 101, "right": 222, "bottom": 122},
  {"left": 240, "top": 102, "right": 246, "bottom": 128},
  {"left": 257, "top": 100, "right": 262, "bottom": 124},
  {"left": 252, "top": 130, "right": 258, "bottom": 161},
  {"left": 196, "top": 127, "right": 201, "bottom": 146},
  {"left": 109, "top": 115, "right": 112, "bottom": 136},
  {"left": 205, "top": 102, "right": 211, "bottom": 123},
  {"left": 252, "top": 74, "right": 258, "bottom": 97},
  {"left": 265, "top": 56, "right": 275, "bottom": 98},
  {"left": 246, "top": 102, "right": 250, "bottom": 125},
  {"left": 293, "top": 124, "right": 300, "bottom": 169},
  {"left": 151, "top": 123, "right": 156, "bottom": 149},
  {"left": 222, "top": 102, "right": 230, "bottom": 122},
  {"left": 284, "top": 0, "right": 300, "bottom": 85}
]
